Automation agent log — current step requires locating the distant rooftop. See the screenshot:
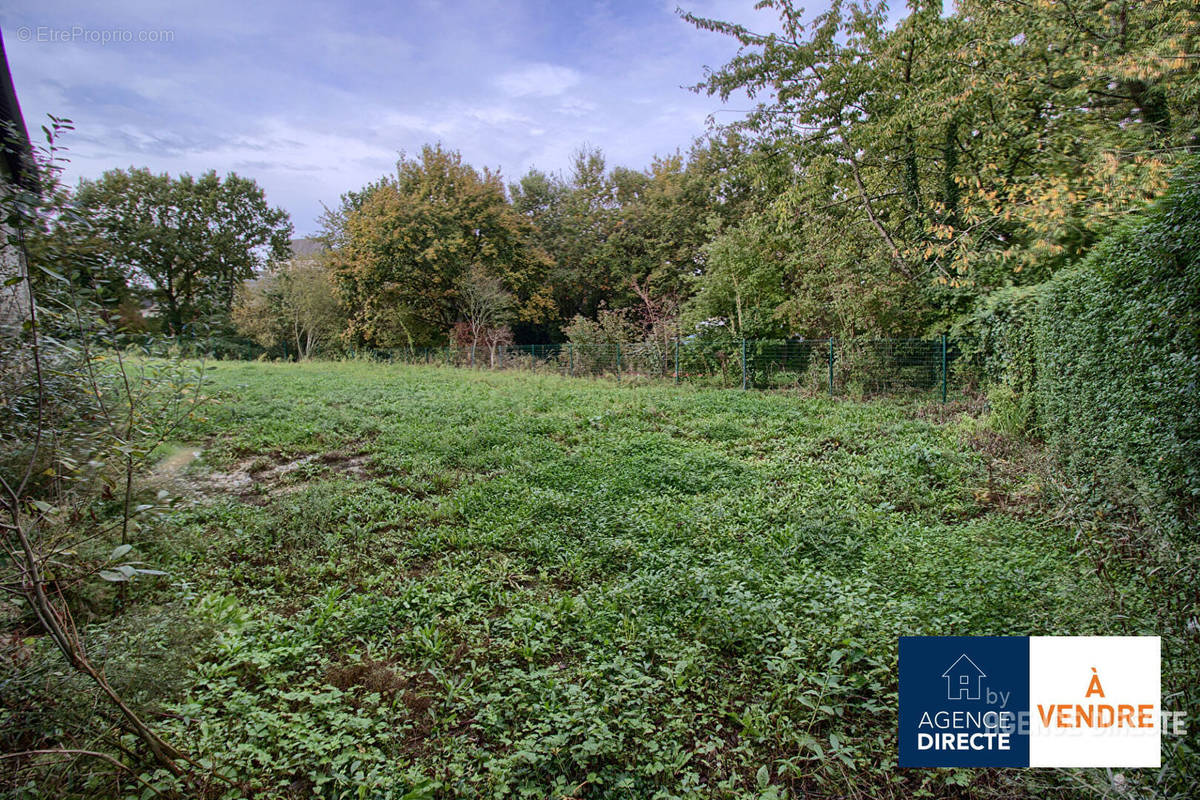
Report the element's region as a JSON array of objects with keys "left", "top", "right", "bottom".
[{"left": 289, "top": 237, "right": 326, "bottom": 259}]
